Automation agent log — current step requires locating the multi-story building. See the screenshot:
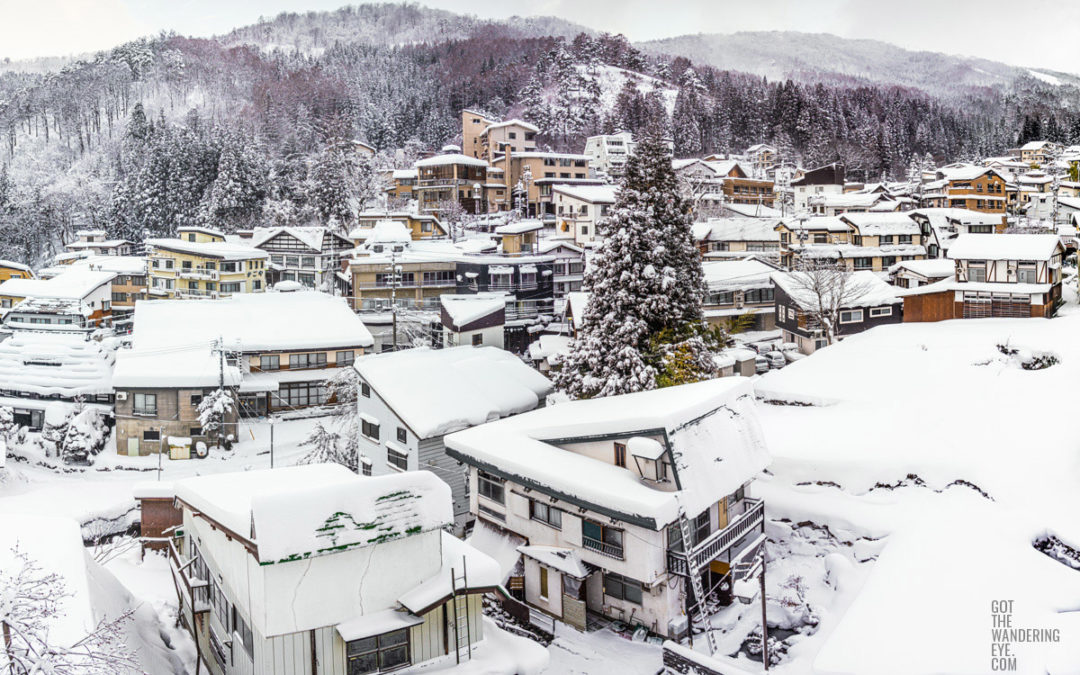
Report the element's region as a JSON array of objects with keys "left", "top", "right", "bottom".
[
  {"left": 353, "top": 211, "right": 448, "bottom": 243},
  {"left": 113, "top": 291, "right": 373, "bottom": 455},
  {"left": 462, "top": 108, "right": 498, "bottom": 159},
  {"left": 938, "top": 166, "right": 1008, "bottom": 214},
  {"left": 499, "top": 152, "right": 593, "bottom": 218},
  {"left": 64, "top": 229, "right": 135, "bottom": 257},
  {"left": 899, "top": 233, "right": 1063, "bottom": 321},
  {"left": 245, "top": 226, "right": 352, "bottom": 292},
  {"left": 703, "top": 259, "right": 778, "bottom": 331},
  {"left": 693, "top": 218, "right": 782, "bottom": 261},
  {"left": 146, "top": 226, "right": 268, "bottom": 299},
  {"left": 552, "top": 184, "right": 617, "bottom": 245},
  {"left": 444, "top": 378, "right": 770, "bottom": 638},
  {"left": 776, "top": 213, "right": 926, "bottom": 272},
  {"left": 791, "top": 163, "right": 845, "bottom": 211},
  {"left": 479, "top": 119, "right": 539, "bottom": 163},
  {"left": 0, "top": 259, "right": 33, "bottom": 282},
  {"left": 161, "top": 464, "right": 512, "bottom": 675},
  {"left": 583, "top": 131, "right": 635, "bottom": 178},
  {"left": 744, "top": 143, "right": 777, "bottom": 177},
  {"left": 387, "top": 168, "right": 418, "bottom": 201},
  {"left": 0, "top": 268, "right": 115, "bottom": 326},
  {"left": 539, "top": 240, "right": 585, "bottom": 297},
  {"left": 773, "top": 270, "right": 903, "bottom": 354},
  {"left": 1019, "top": 140, "right": 1061, "bottom": 166},
  {"left": 354, "top": 346, "right": 553, "bottom": 532},
  {"left": 909, "top": 208, "right": 1007, "bottom": 259},
  {"left": 414, "top": 150, "right": 491, "bottom": 216}
]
